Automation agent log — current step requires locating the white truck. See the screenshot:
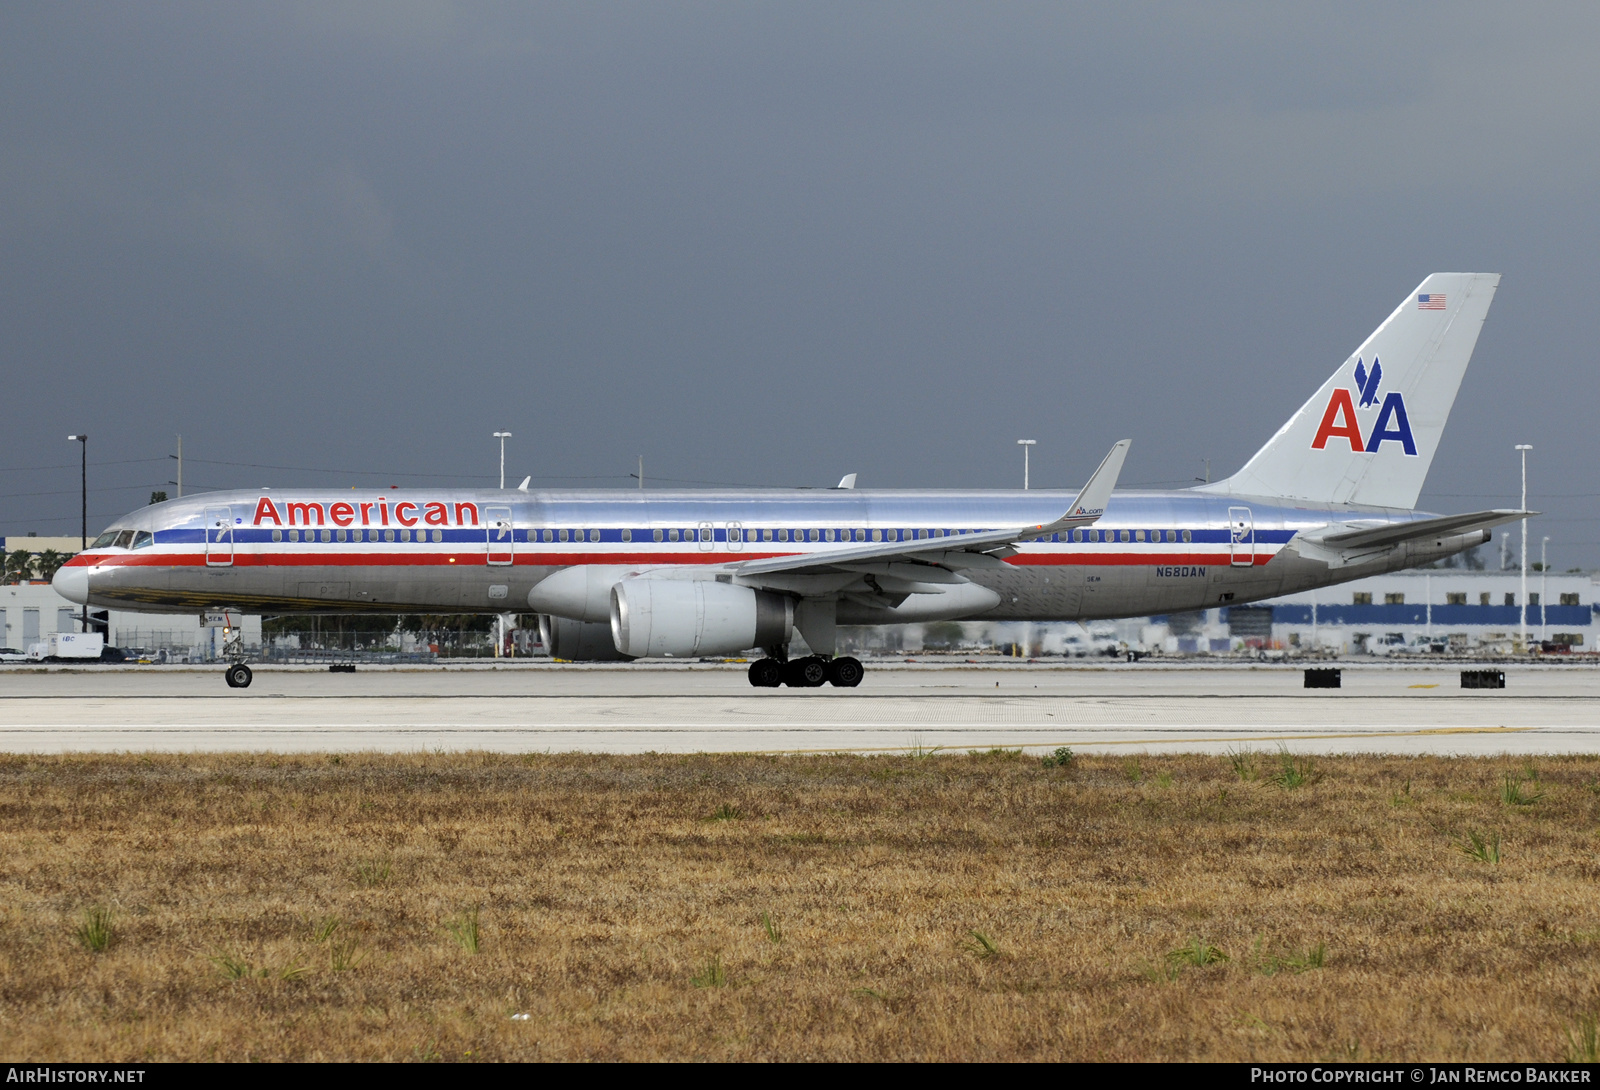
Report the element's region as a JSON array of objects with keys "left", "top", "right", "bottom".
[{"left": 27, "top": 632, "right": 105, "bottom": 661}]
